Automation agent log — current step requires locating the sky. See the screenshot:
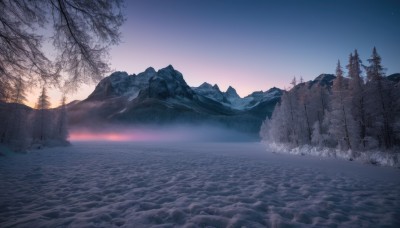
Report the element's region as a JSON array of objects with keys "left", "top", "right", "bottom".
[{"left": 27, "top": 0, "right": 400, "bottom": 107}]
